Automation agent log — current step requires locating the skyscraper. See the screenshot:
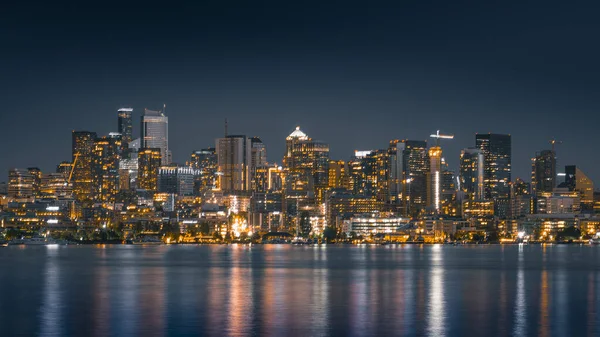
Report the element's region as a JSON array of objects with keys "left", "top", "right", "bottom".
[
  {"left": 250, "top": 137, "right": 267, "bottom": 167},
  {"left": 92, "top": 133, "right": 122, "bottom": 202},
  {"left": 531, "top": 150, "right": 556, "bottom": 196},
  {"left": 158, "top": 166, "right": 198, "bottom": 196},
  {"left": 141, "top": 107, "right": 169, "bottom": 165},
  {"left": 27, "top": 167, "right": 42, "bottom": 198},
  {"left": 427, "top": 146, "right": 442, "bottom": 212},
  {"left": 400, "top": 140, "right": 429, "bottom": 213},
  {"left": 475, "top": 133, "right": 511, "bottom": 200},
  {"left": 72, "top": 131, "right": 97, "bottom": 202},
  {"left": 283, "top": 126, "right": 329, "bottom": 201},
  {"left": 117, "top": 107, "right": 133, "bottom": 155},
  {"left": 216, "top": 135, "right": 252, "bottom": 193},
  {"left": 459, "top": 147, "right": 484, "bottom": 200},
  {"left": 188, "top": 148, "right": 218, "bottom": 192},
  {"left": 138, "top": 148, "right": 162, "bottom": 191}
]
